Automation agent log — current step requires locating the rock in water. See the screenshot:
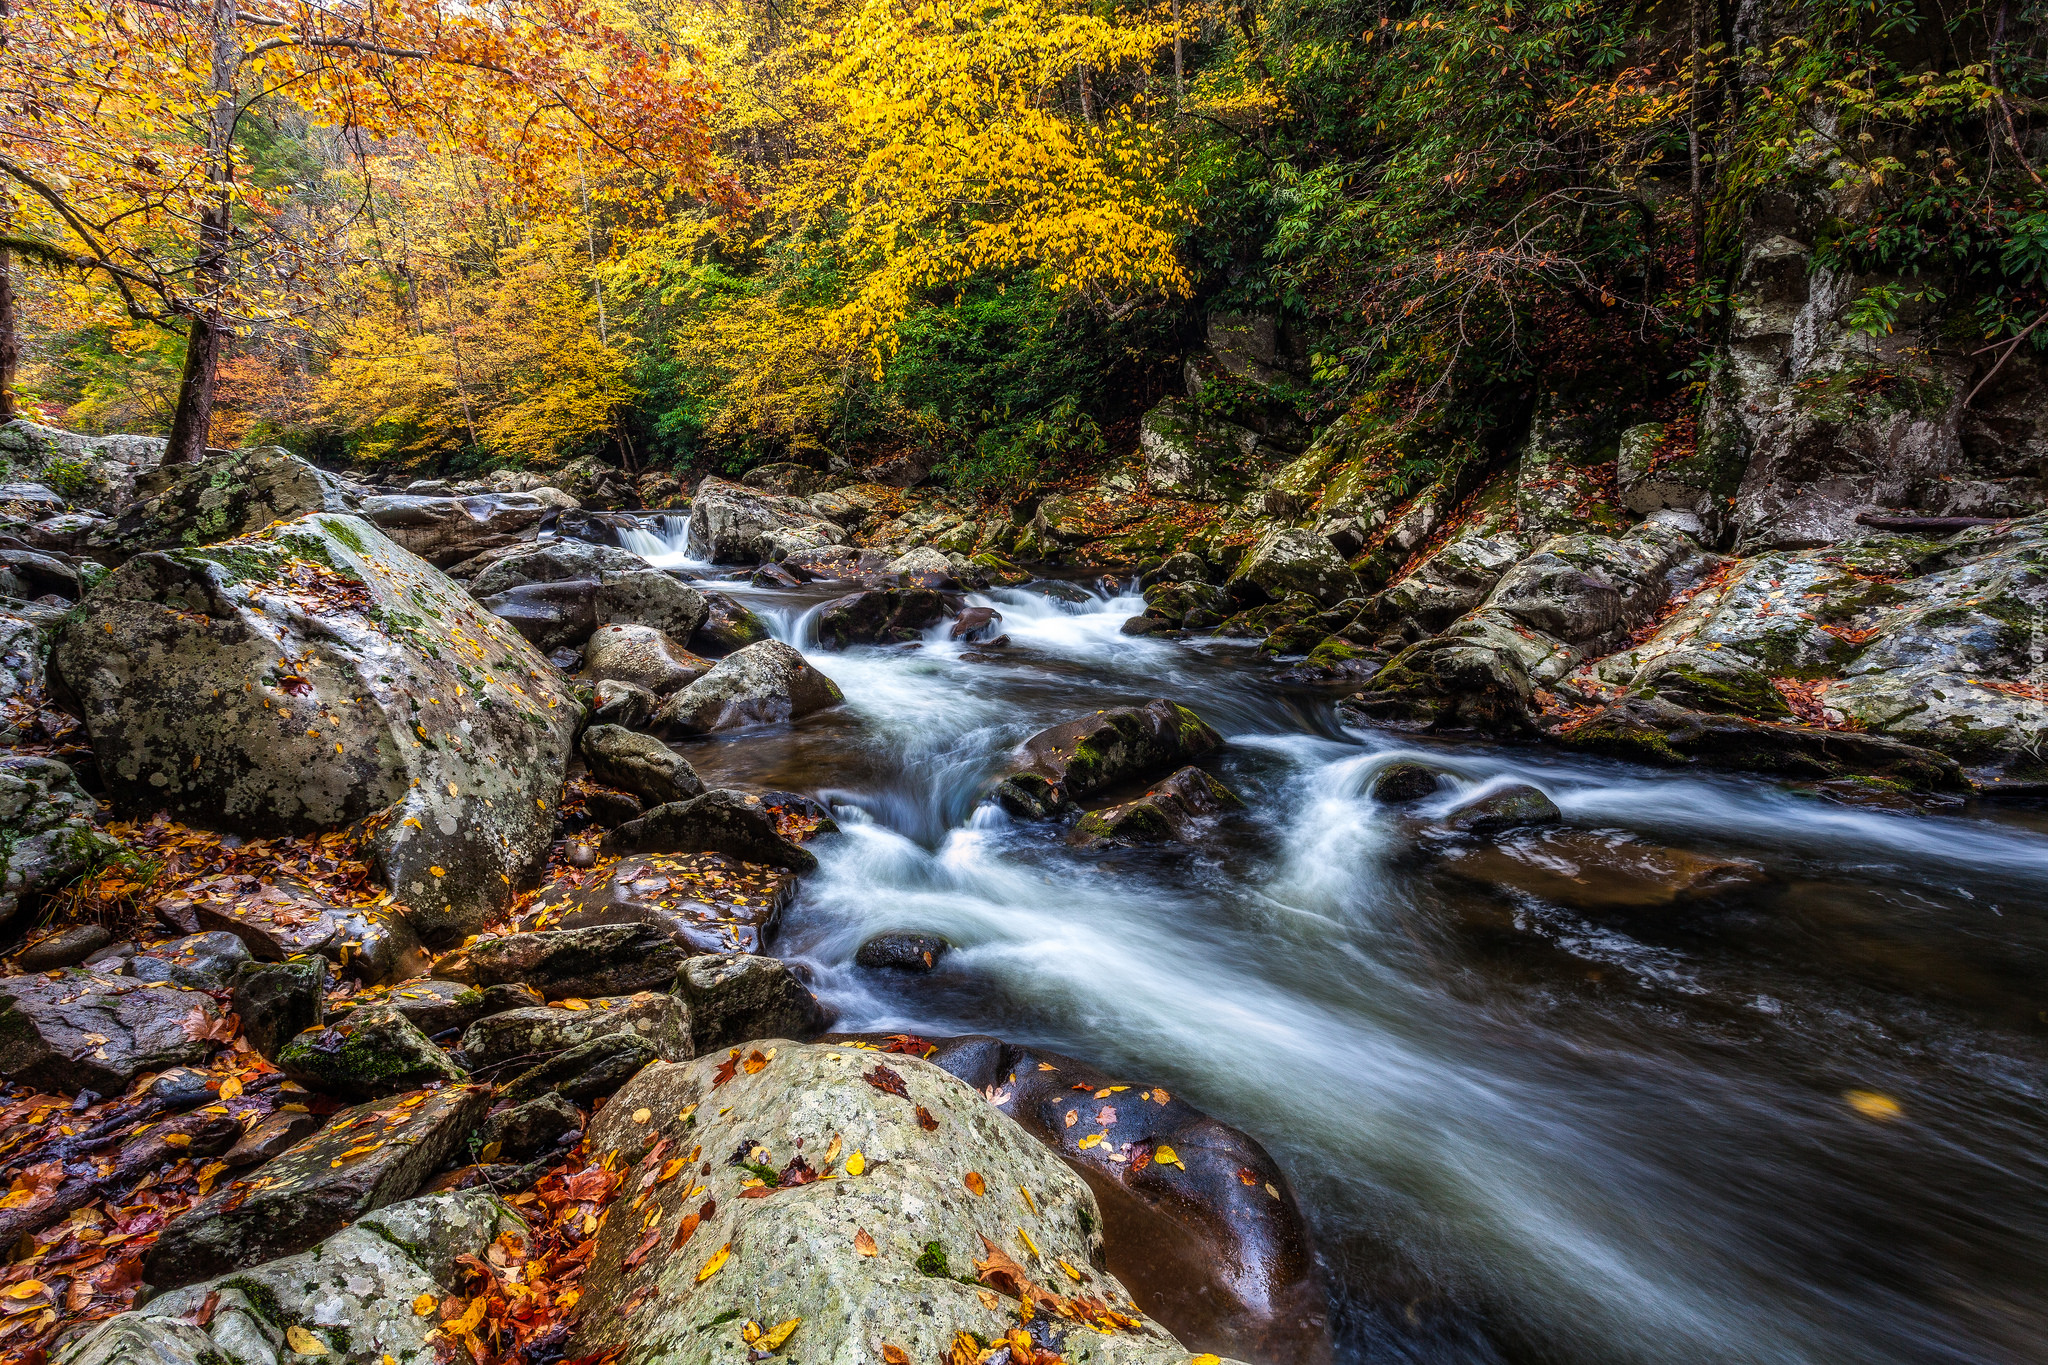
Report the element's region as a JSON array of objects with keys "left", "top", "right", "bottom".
[
  {"left": 0, "top": 970, "right": 225, "bottom": 1092},
  {"left": 652, "top": 640, "right": 844, "bottom": 734},
  {"left": 142, "top": 1084, "right": 492, "bottom": 1288},
  {"left": 815, "top": 588, "right": 950, "bottom": 647},
  {"left": 855, "top": 931, "right": 951, "bottom": 971},
  {"left": 692, "top": 590, "right": 772, "bottom": 654},
  {"left": 687, "top": 476, "right": 847, "bottom": 562},
  {"left": 570, "top": 1044, "right": 1214, "bottom": 1365},
  {"left": 580, "top": 724, "right": 707, "bottom": 807},
  {"left": 67, "top": 1192, "right": 524, "bottom": 1365},
  {"left": 471, "top": 539, "right": 709, "bottom": 645},
  {"left": 1441, "top": 783, "right": 1562, "bottom": 834},
  {"left": 604, "top": 788, "right": 822, "bottom": 871},
  {"left": 1070, "top": 766, "right": 1244, "bottom": 848},
  {"left": 582, "top": 622, "right": 715, "bottom": 694},
  {"left": 52, "top": 513, "right": 580, "bottom": 944},
  {"left": 990, "top": 699, "right": 1224, "bottom": 818}
]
